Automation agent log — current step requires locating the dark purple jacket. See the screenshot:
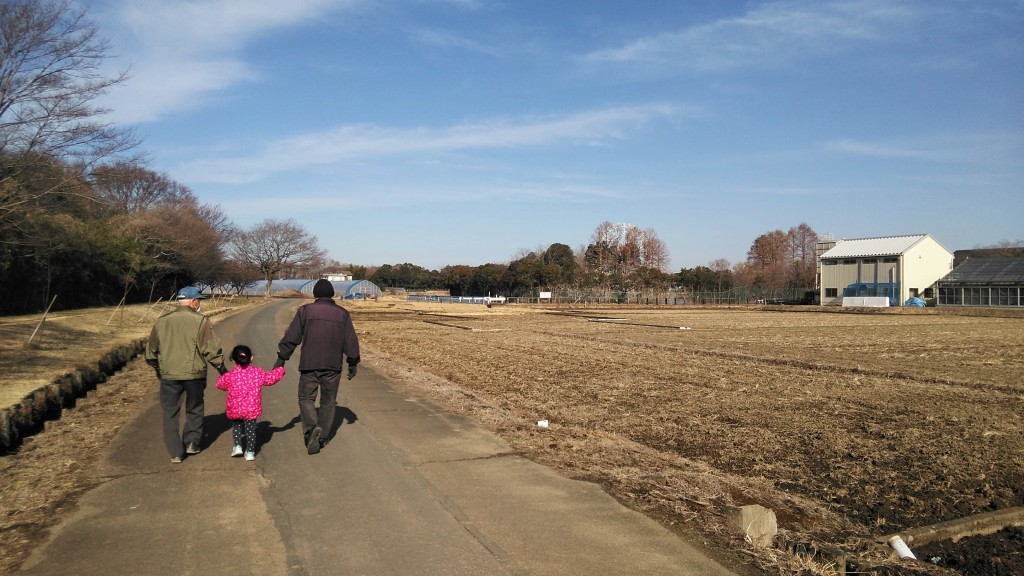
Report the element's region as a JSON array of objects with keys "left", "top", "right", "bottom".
[{"left": 276, "top": 298, "right": 360, "bottom": 372}]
